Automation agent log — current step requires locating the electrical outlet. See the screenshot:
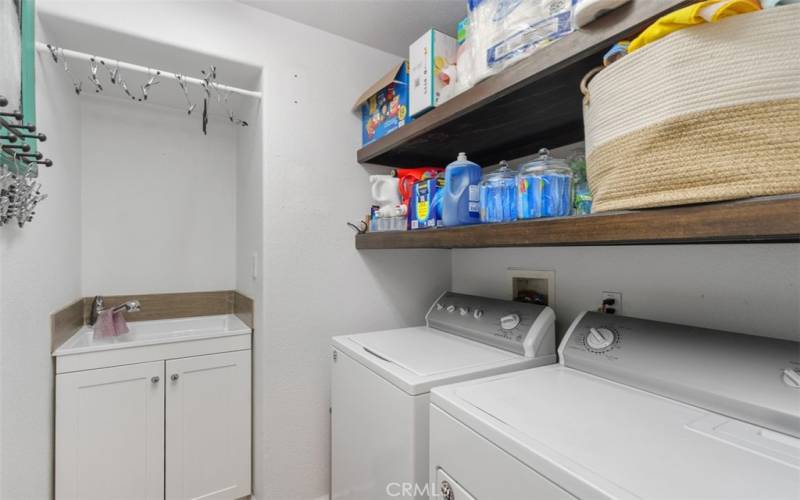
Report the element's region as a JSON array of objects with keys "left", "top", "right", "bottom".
[{"left": 601, "top": 291, "right": 622, "bottom": 315}]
